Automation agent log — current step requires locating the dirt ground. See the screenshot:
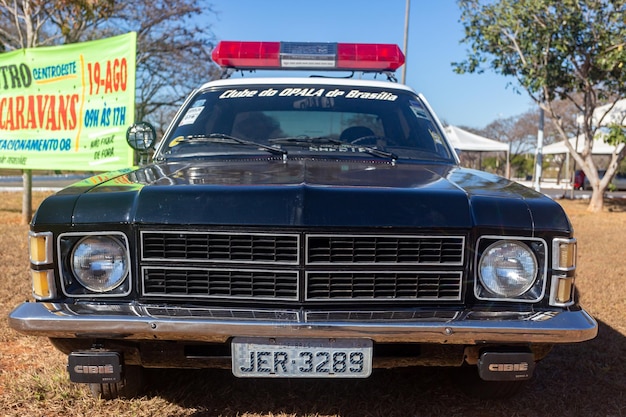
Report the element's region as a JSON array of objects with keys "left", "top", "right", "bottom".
[{"left": 0, "top": 192, "right": 625, "bottom": 417}]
